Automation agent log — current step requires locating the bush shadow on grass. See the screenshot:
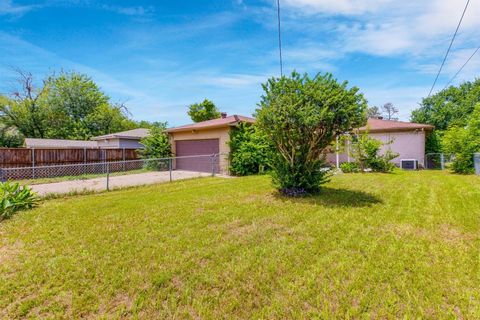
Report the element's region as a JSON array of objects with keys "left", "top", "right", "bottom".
[{"left": 273, "top": 187, "right": 382, "bottom": 208}]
